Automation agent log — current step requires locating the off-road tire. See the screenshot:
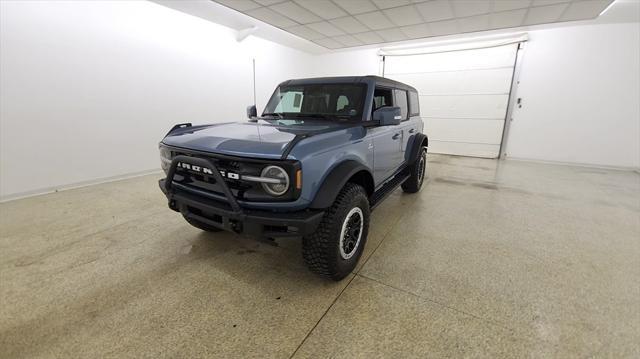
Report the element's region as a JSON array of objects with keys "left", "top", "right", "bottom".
[
  {"left": 402, "top": 147, "right": 427, "bottom": 193},
  {"left": 183, "top": 215, "right": 223, "bottom": 232},
  {"left": 303, "top": 183, "right": 370, "bottom": 281}
]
